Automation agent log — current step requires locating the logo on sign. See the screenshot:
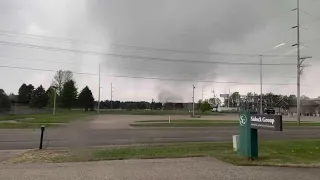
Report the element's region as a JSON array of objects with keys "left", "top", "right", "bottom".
[{"left": 239, "top": 114, "right": 247, "bottom": 126}]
